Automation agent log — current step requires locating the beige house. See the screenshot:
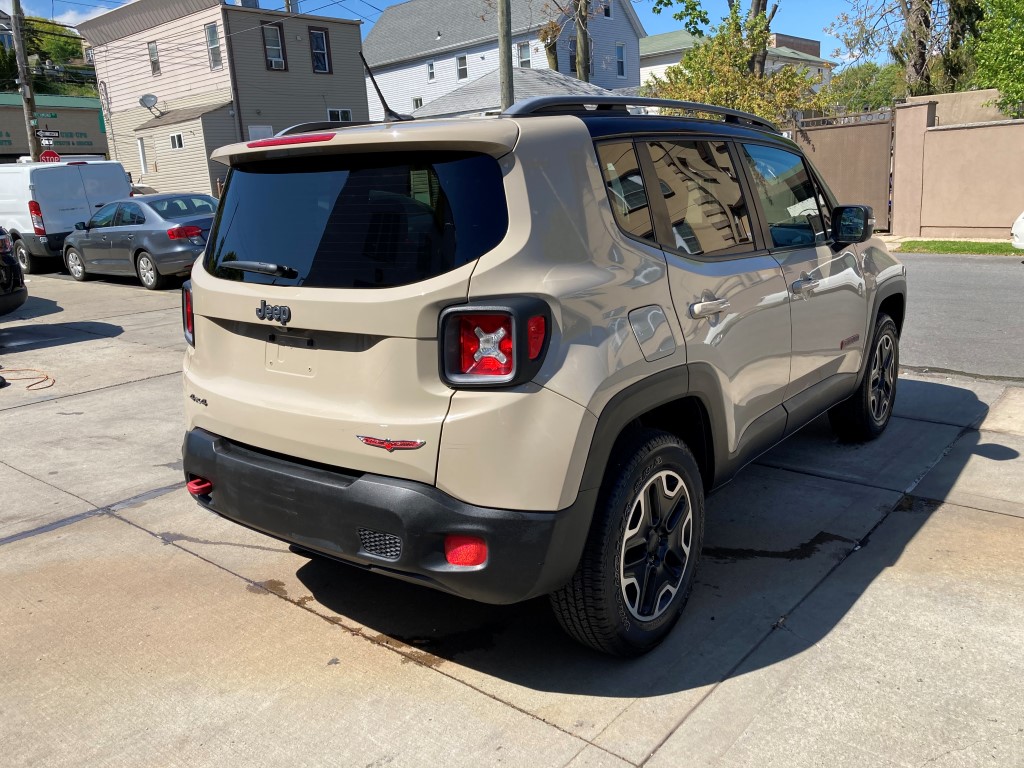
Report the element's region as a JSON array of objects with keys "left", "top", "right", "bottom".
[{"left": 78, "top": 0, "right": 369, "bottom": 195}]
